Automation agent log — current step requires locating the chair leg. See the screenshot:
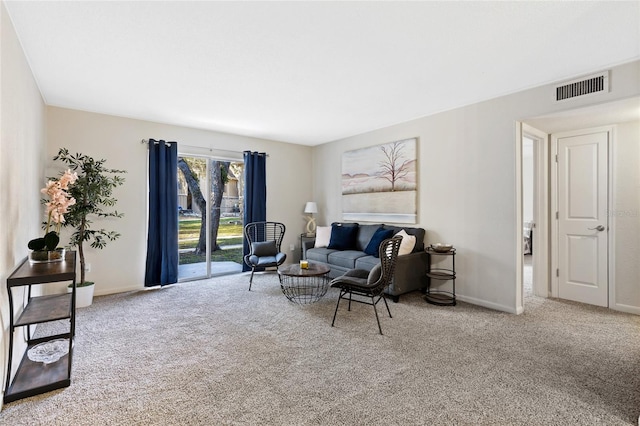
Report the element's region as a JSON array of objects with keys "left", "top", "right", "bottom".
[
  {"left": 372, "top": 296, "right": 383, "bottom": 335},
  {"left": 332, "top": 289, "right": 344, "bottom": 327},
  {"left": 381, "top": 295, "right": 392, "bottom": 318},
  {"left": 348, "top": 290, "right": 352, "bottom": 311},
  {"left": 248, "top": 268, "right": 255, "bottom": 291}
]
